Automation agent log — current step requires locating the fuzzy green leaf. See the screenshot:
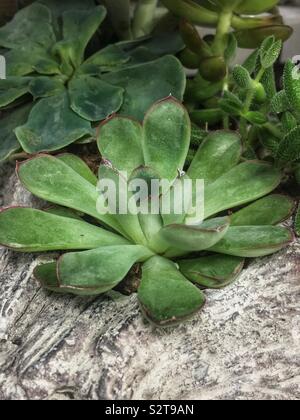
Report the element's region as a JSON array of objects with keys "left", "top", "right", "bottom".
[
  {"left": 244, "top": 111, "right": 267, "bottom": 125},
  {"left": 231, "top": 195, "right": 295, "bottom": 226},
  {"left": 69, "top": 75, "right": 124, "bottom": 122},
  {"left": 283, "top": 60, "right": 300, "bottom": 118},
  {"left": 270, "top": 90, "right": 290, "bottom": 114},
  {"left": 281, "top": 112, "right": 298, "bottom": 134},
  {"left": 58, "top": 245, "right": 152, "bottom": 294},
  {"left": 179, "top": 255, "right": 245, "bottom": 289},
  {"left": 210, "top": 226, "right": 293, "bottom": 257},
  {"left": 142, "top": 97, "right": 190, "bottom": 181},
  {"left": 97, "top": 116, "right": 144, "bottom": 174},
  {"left": 204, "top": 162, "right": 282, "bottom": 218},
  {"left": 138, "top": 256, "right": 206, "bottom": 327},
  {"left": 260, "top": 36, "right": 282, "bottom": 69},
  {"left": 276, "top": 126, "right": 300, "bottom": 162},
  {"left": 102, "top": 56, "right": 186, "bottom": 121},
  {"left": 232, "top": 65, "right": 253, "bottom": 89},
  {"left": 0, "top": 208, "right": 128, "bottom": 252},
  {"left": 15, "top": 91, "right": 92, "bottom": 153}
]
